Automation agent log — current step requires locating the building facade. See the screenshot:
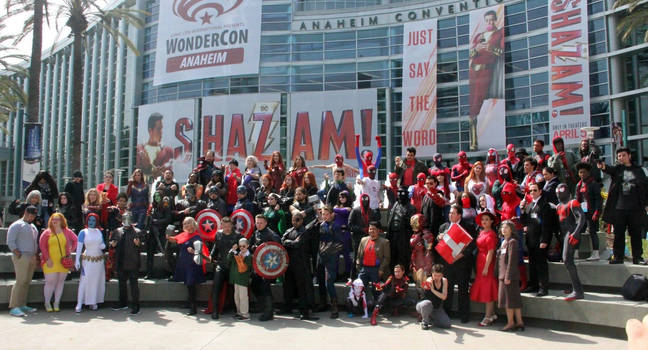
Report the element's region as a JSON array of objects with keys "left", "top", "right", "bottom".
[{"left": 1, "top": 0, "right": 647, "bottom": 200}]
